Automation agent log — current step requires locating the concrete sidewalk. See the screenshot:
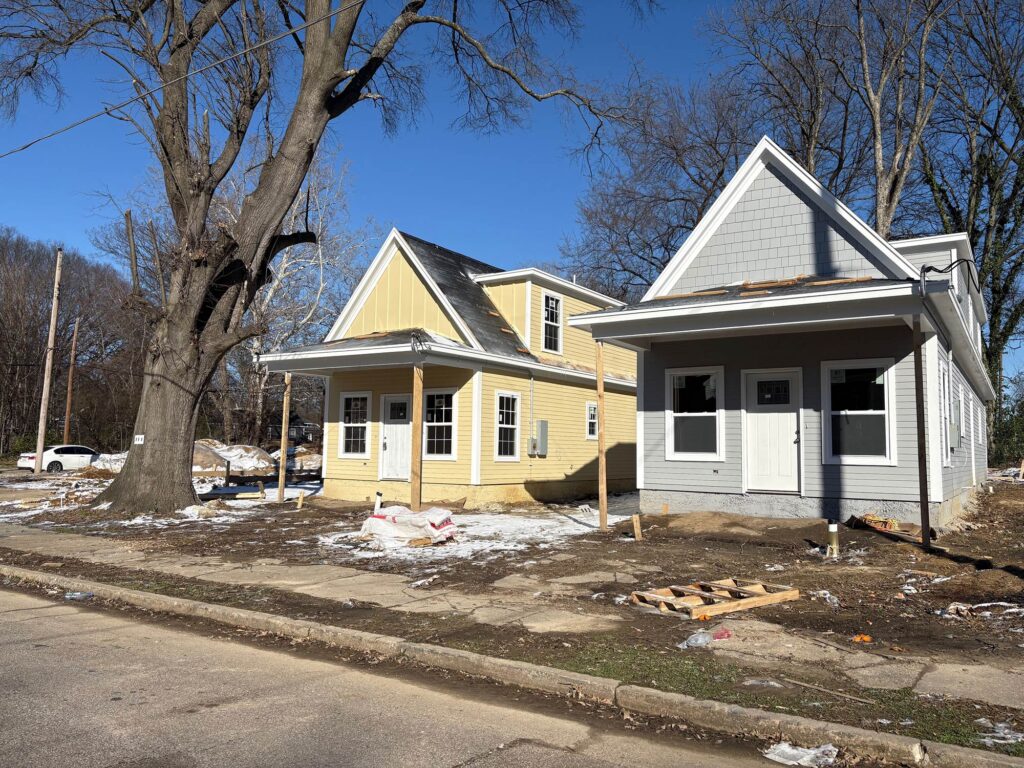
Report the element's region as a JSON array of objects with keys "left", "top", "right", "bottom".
[{"left": 0, "top": 523, "right": 620, "bottom": 634}]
